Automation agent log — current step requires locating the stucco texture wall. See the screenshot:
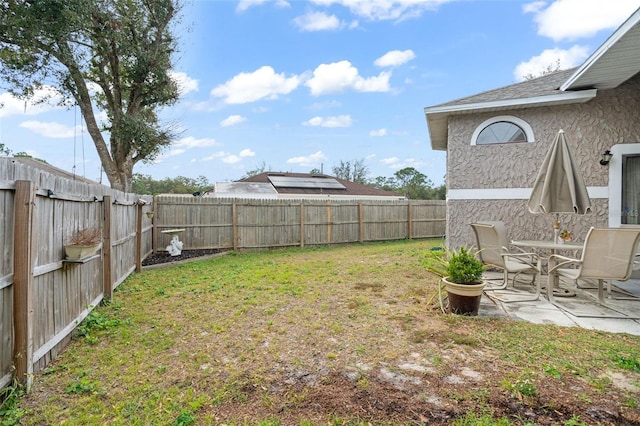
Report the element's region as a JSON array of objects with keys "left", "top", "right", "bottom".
[{"left": 446, "top": 74, "right": 640, "bottom": 249}]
